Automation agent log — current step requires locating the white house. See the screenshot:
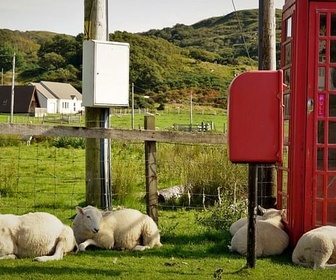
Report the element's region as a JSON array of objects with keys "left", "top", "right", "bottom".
[{"left": 31, "top": 81, "right": 83, "bottom": 114}]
